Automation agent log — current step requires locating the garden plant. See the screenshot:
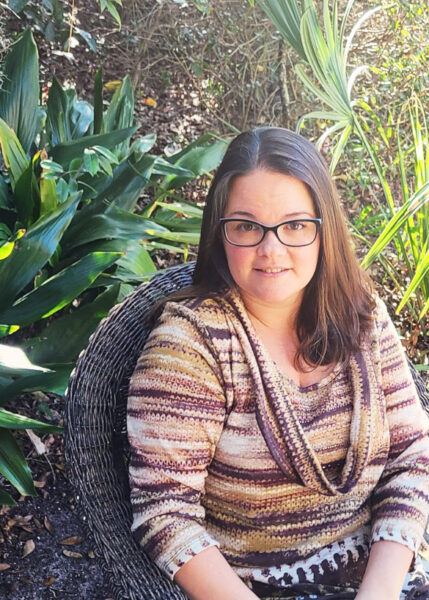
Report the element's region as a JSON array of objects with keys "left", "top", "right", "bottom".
[
  {"left": 0, "top": 29, "right": 227, "bottom": 503},
  {"left": 257, "top": 0, "right": 429, "bottom": 323}
]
